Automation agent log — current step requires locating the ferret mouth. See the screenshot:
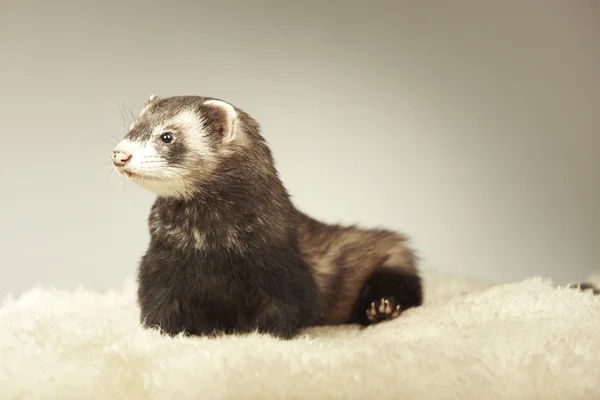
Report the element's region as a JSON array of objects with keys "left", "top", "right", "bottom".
[{"left": 119, "top": 169, "right": 162, "bottom": 181}]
